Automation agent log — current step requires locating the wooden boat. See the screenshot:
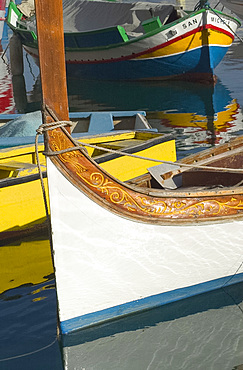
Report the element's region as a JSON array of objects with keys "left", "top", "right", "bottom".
[
  {"left": 6, "top": 0, "right": 241, "bottom": 82},
  {"left": 220, "top": 0, "right": 243, "bottom": 19},
  {"left": 34, "top": 0, "right": 243, "bottom": 367},
  {"left": 0, "top": 117, "right": 175, "bottom": 241},
  {"left": 0, "top": 110, "right": 156, "bottom": 147}
]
